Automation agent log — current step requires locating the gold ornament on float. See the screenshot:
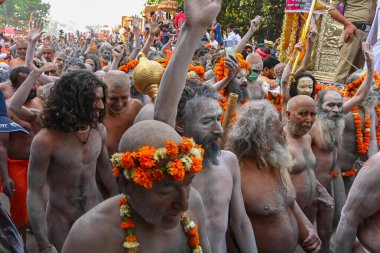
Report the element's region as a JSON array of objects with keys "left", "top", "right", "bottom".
[{"left": 132, "top": 53, "right": 165, "bottom": 102}]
